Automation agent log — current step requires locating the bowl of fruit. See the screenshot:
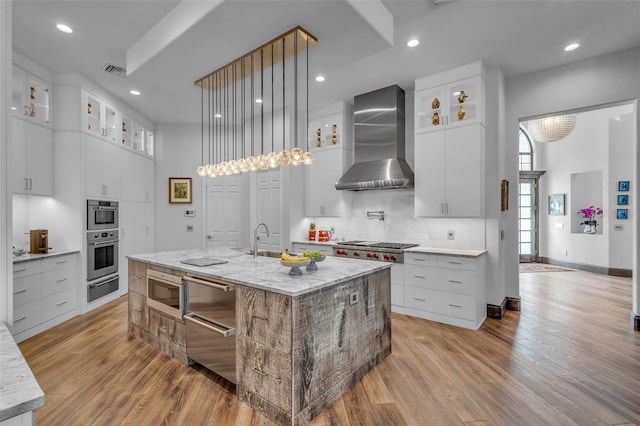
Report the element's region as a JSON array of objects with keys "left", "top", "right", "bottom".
[
  {"left": 280, "top": 249, "right": 311, "bottom": 275},
  {"left": 303, "top": 250, "right": 326, "bottom": 271}
]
